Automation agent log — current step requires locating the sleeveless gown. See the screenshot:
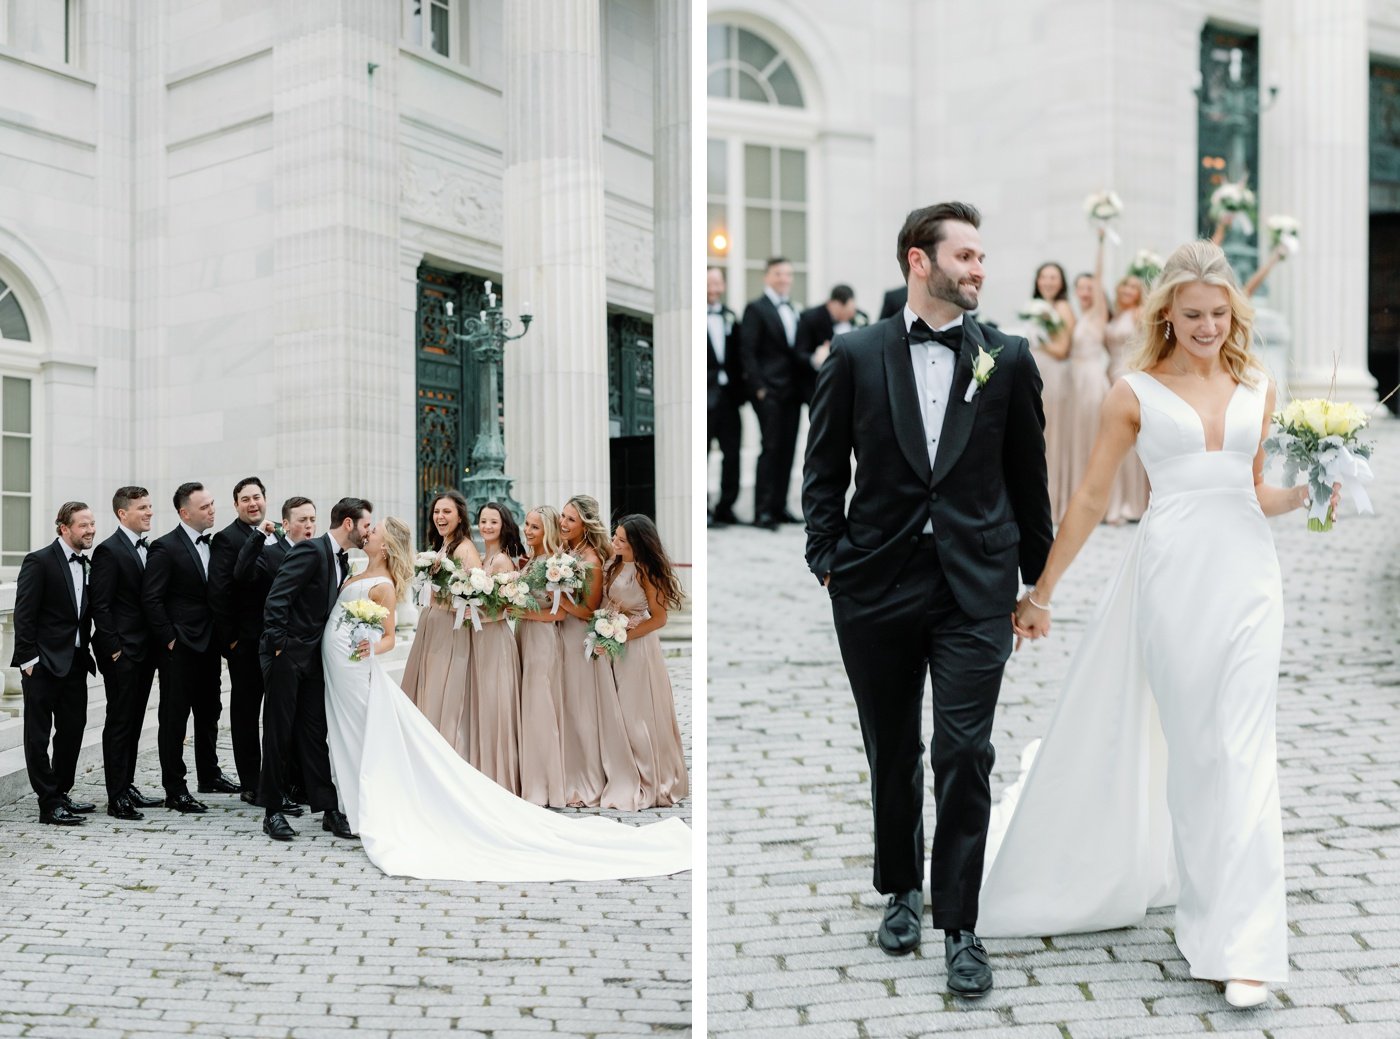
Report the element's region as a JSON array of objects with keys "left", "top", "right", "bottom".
[
  {"left": 1030, "top": 328, "right": 1072, "bottom": 523},
  {"left": 1105, "top": 310, "right": 1150, "bottom": 521},
  {"left": 1063, "top": 311, "right": 1111, "bottom": 519},
  {"left": 979, "top": 372, "right": 1288, "bottom": 985},
  {"left": 516, "top": 582, "right": 566, "bottom": 807},
  {"left": 320, "top": 576, "right": 690, "bottom": 881},
  {"left": 466, "top": 552, "right": 522, "bottom": 794}
]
